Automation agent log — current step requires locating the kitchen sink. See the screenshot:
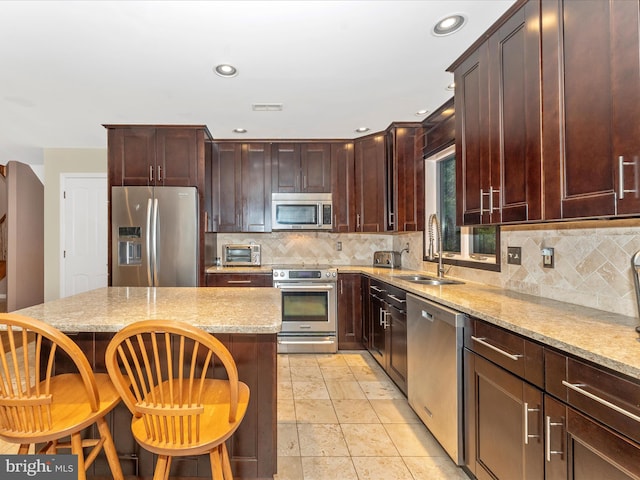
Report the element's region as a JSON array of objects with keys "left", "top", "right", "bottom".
[{"left": 393, "top": 274, "right": 464, "bottom": 286}]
